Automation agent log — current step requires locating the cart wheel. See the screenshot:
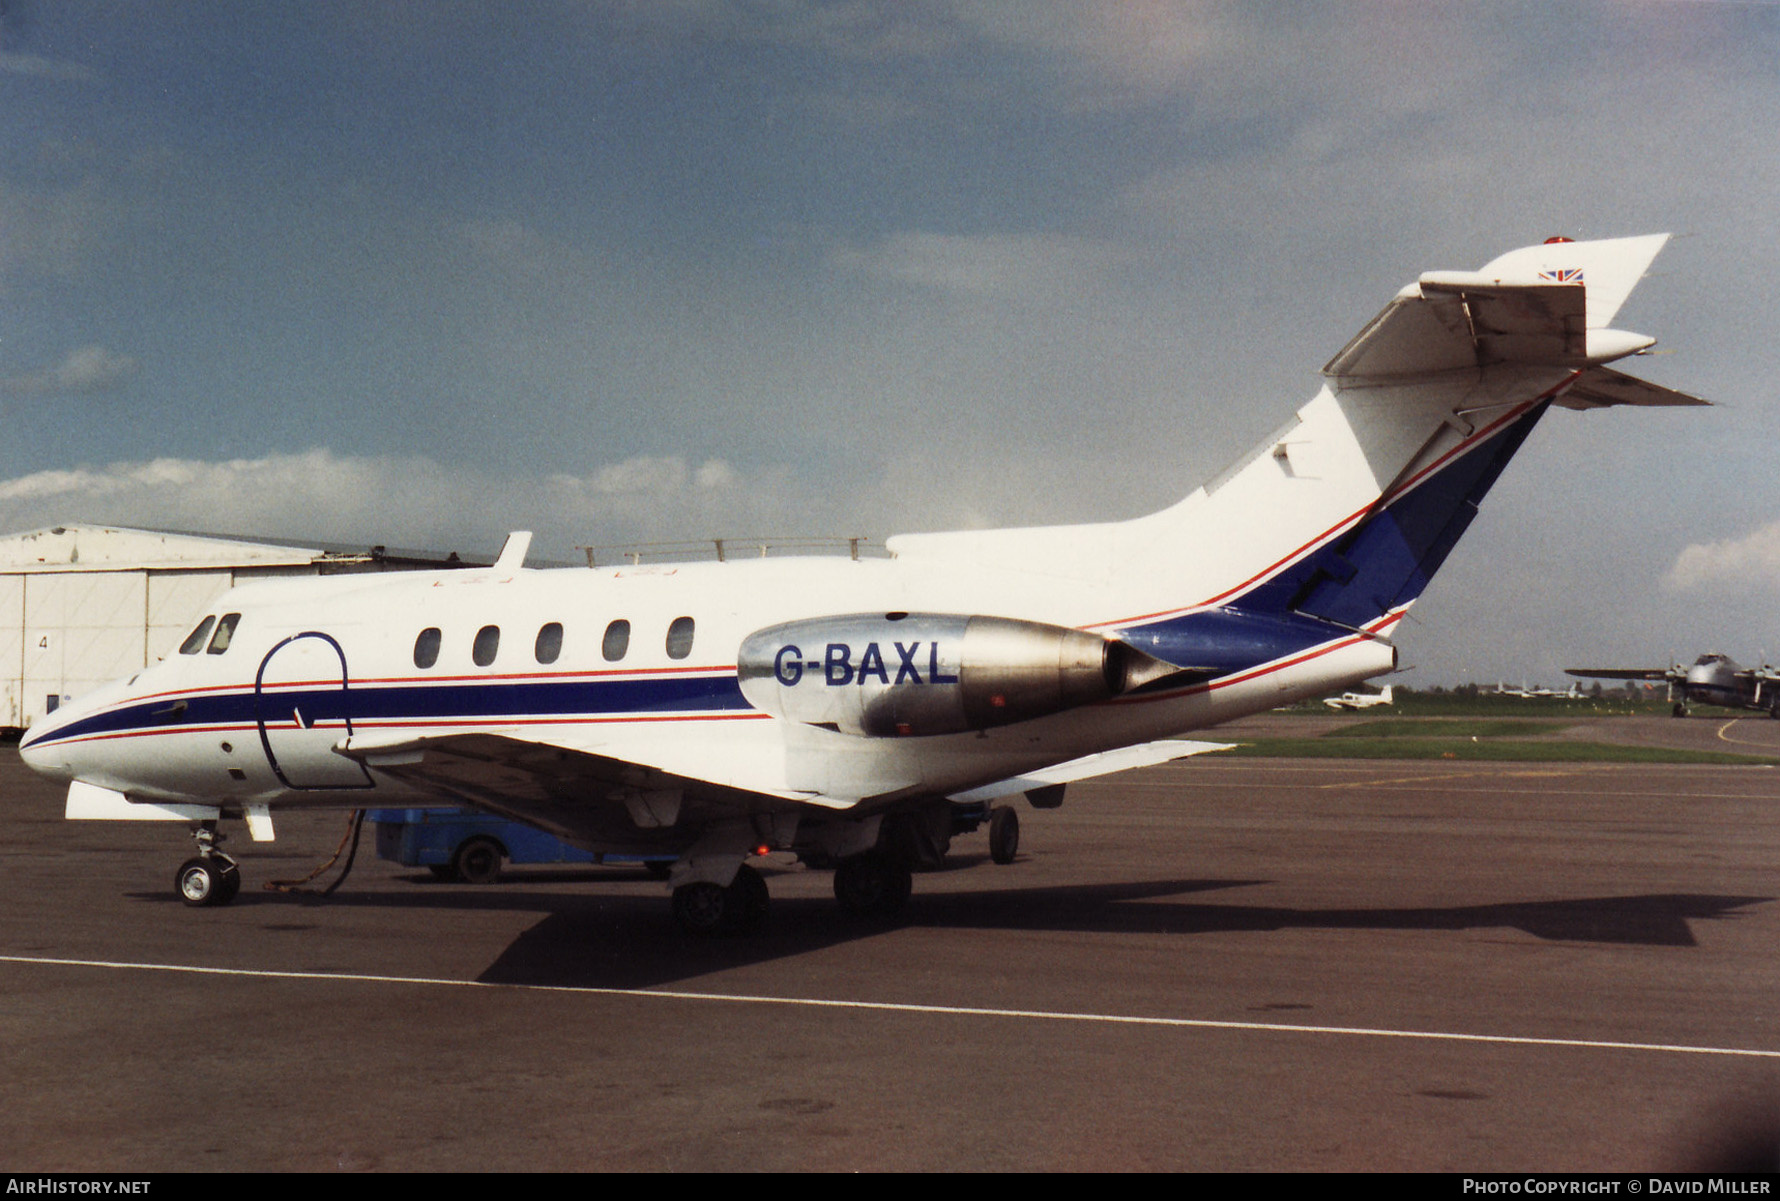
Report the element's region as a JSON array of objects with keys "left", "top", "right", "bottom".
[{"left": 452, "top": 837, "right": 504, "bottom": 884}]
